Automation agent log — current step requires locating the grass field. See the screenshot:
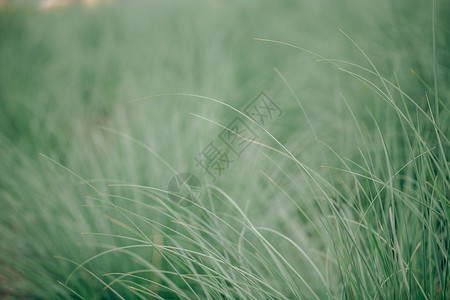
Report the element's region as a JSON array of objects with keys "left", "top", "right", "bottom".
[{"left": 0, "top": 0, "right": 449, "bottom": 299}]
